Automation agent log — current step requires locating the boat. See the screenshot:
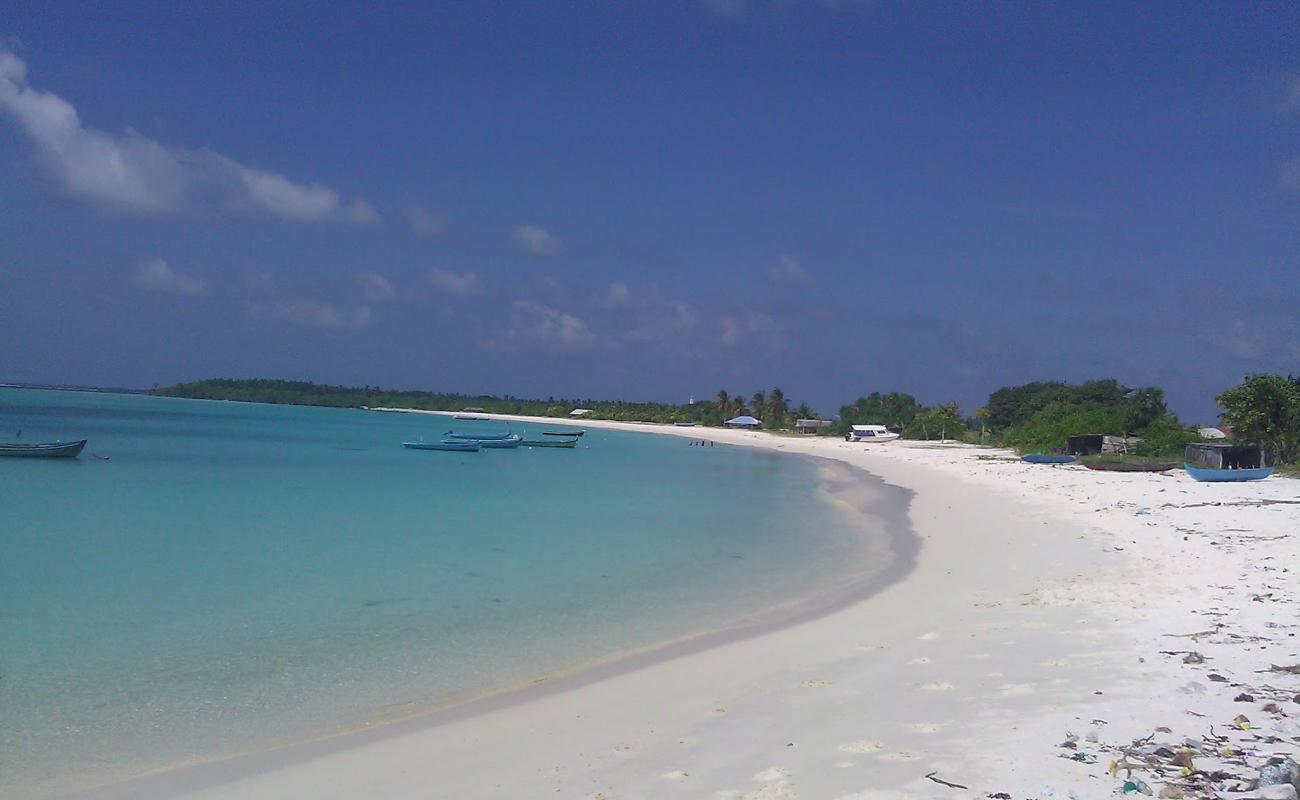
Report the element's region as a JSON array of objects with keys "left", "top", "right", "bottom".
[
  {"left": 1082, "top": 457, "right": 1179, "bottom": 473},
  {"left": 445, "top": 431, "right": 515, "bottom": 441},
  {"left": 1184, "top": 443, "right": 1274, "bottom": 482},
  {"left": 1021, "top": 454, "right": 1075, "bottom": 464},
  {"left": 0, "top": 439, "right": 87, "bottom": 459},
  {"left": 402, "top": 440, "right": 480, "bottom": 452},
  {"left": 846, "top": 424, "right": 900, "bottom": 443},
  {"left": 478, "top": 434, "right": 523, "bottom": 449},
  {"left": 454, "top": 415, "right": 489, "bottom": 421},
  {"left": 522, "top": 438, "right": 578, "bottom": 448},
  {"left": 542, "top": 430, "right": 584, "bottom": 437}
]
